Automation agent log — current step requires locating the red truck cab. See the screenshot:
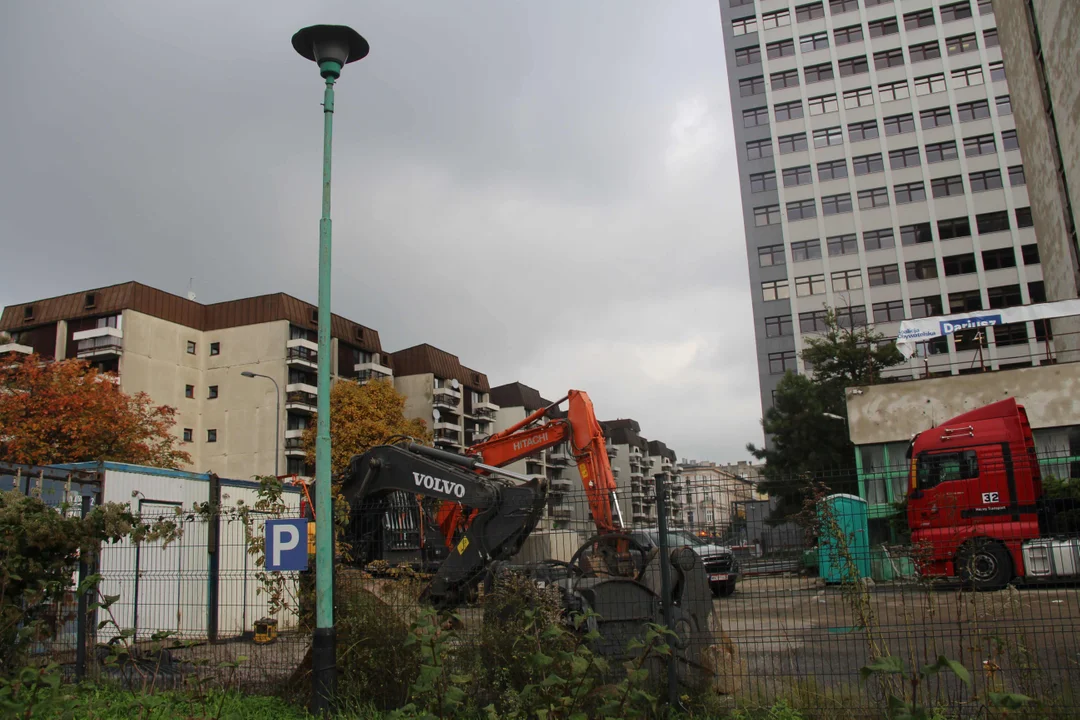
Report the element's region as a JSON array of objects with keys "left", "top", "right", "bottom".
[{"left": 906, "top": 398, "right": 1045, "bottom": 588}]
